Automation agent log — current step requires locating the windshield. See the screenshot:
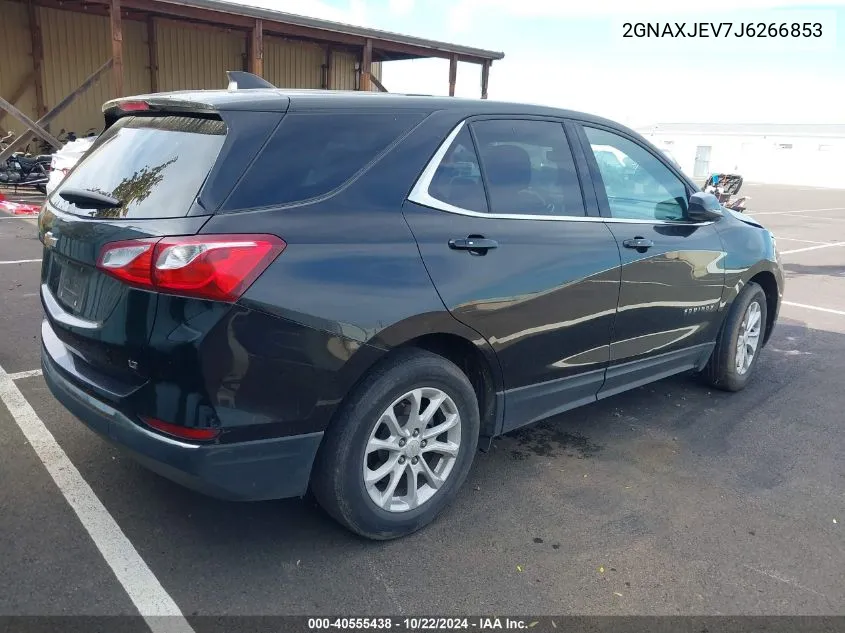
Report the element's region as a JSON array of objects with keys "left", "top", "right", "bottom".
[{"left": 51, "top": 115, "right": 226, "bottom": 219}]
